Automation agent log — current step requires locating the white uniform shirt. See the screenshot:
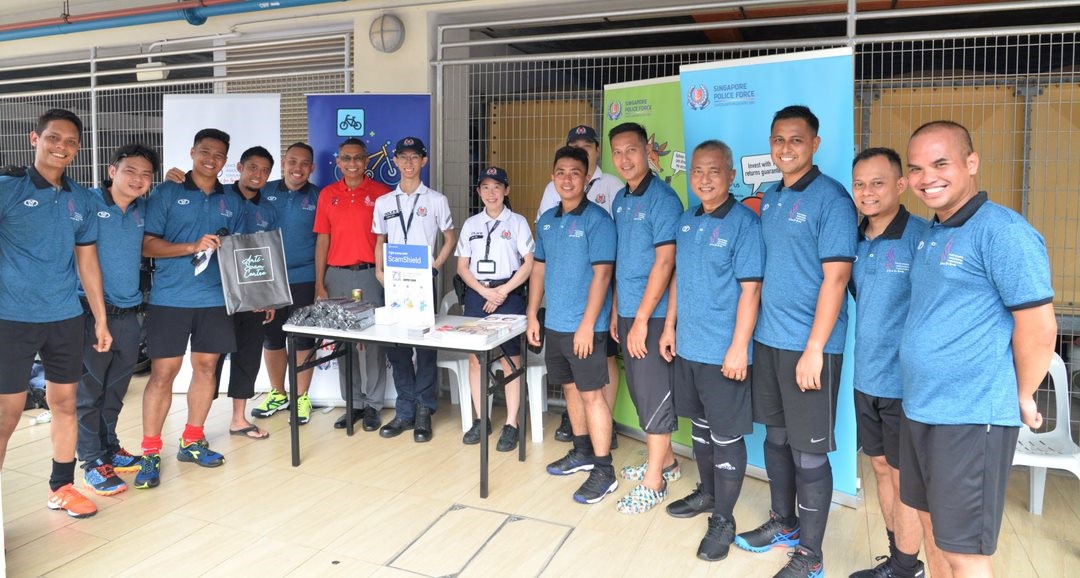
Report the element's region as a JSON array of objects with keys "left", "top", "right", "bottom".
[
  {"left": 535, "top": 166, "right": 622, "bottom": 220},
  {"left": 372, "top": 183, "right": 453, "bottom": 247},
  {"left": 455, "top": 207, "right": 534, "bottom": 280}
]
